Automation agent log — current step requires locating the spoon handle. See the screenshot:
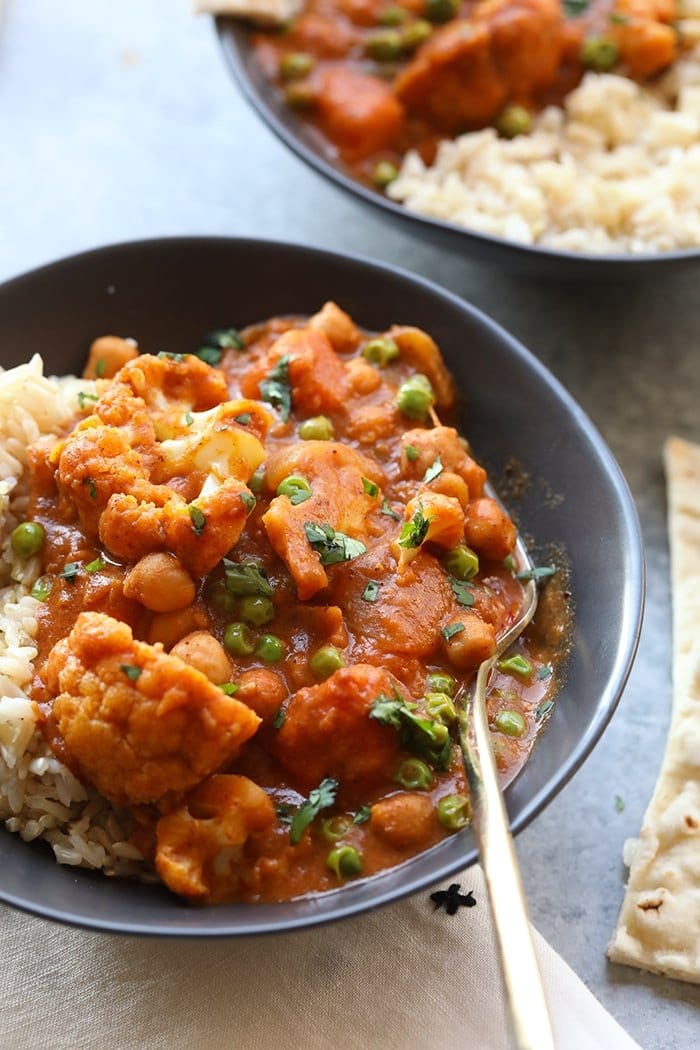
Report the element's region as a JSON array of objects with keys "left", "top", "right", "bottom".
[{"left": 460, "top": 657, "right": 556, "bottom": 1050}]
